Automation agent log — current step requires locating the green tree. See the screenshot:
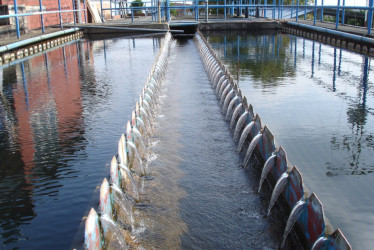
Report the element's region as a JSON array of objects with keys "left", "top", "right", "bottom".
[
  {"left": 130, "top": 0, "right": 144, "bottom": 14},
  {"left": 170, "top": 3, "right": 178, "bottom": 16}
]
